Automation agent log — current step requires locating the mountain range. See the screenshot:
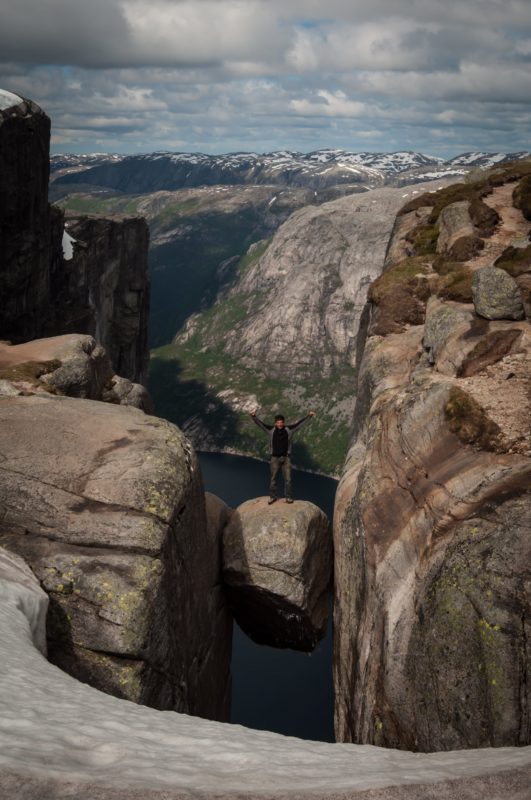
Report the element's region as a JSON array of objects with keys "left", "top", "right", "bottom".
[{"left": 51, "top": 149, "right": 531, "bottom": 194}]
